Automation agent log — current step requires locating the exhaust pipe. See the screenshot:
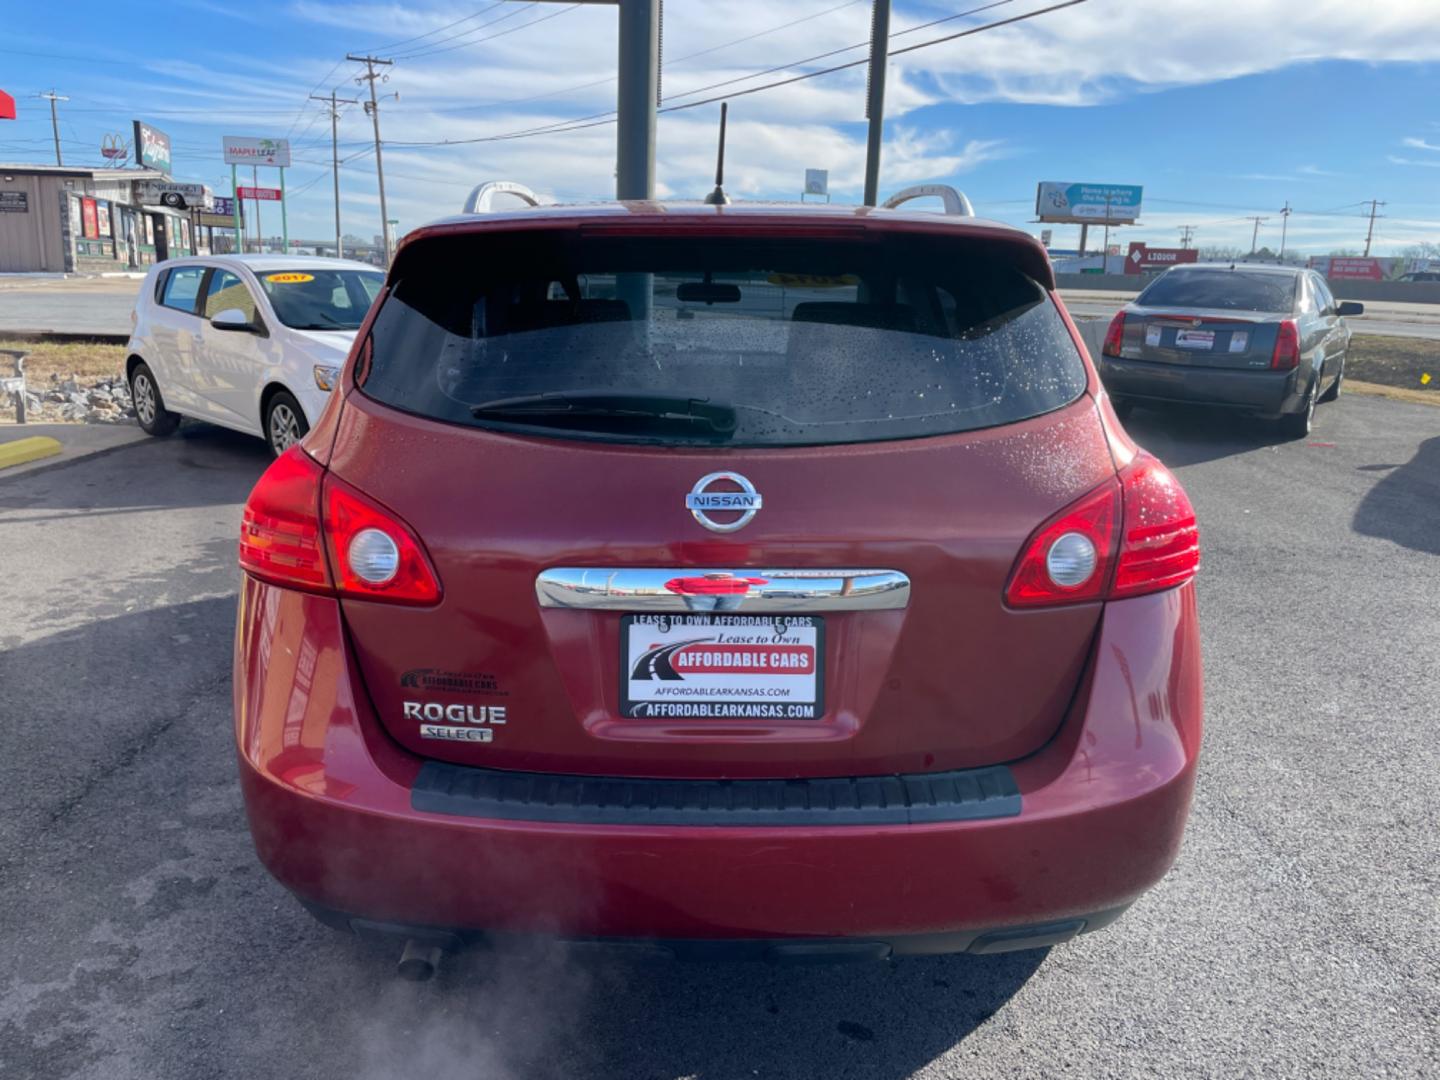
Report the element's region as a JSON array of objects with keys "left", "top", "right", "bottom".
[{"left": 397, "top": 939, "right": 445, "bottom": 982}]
